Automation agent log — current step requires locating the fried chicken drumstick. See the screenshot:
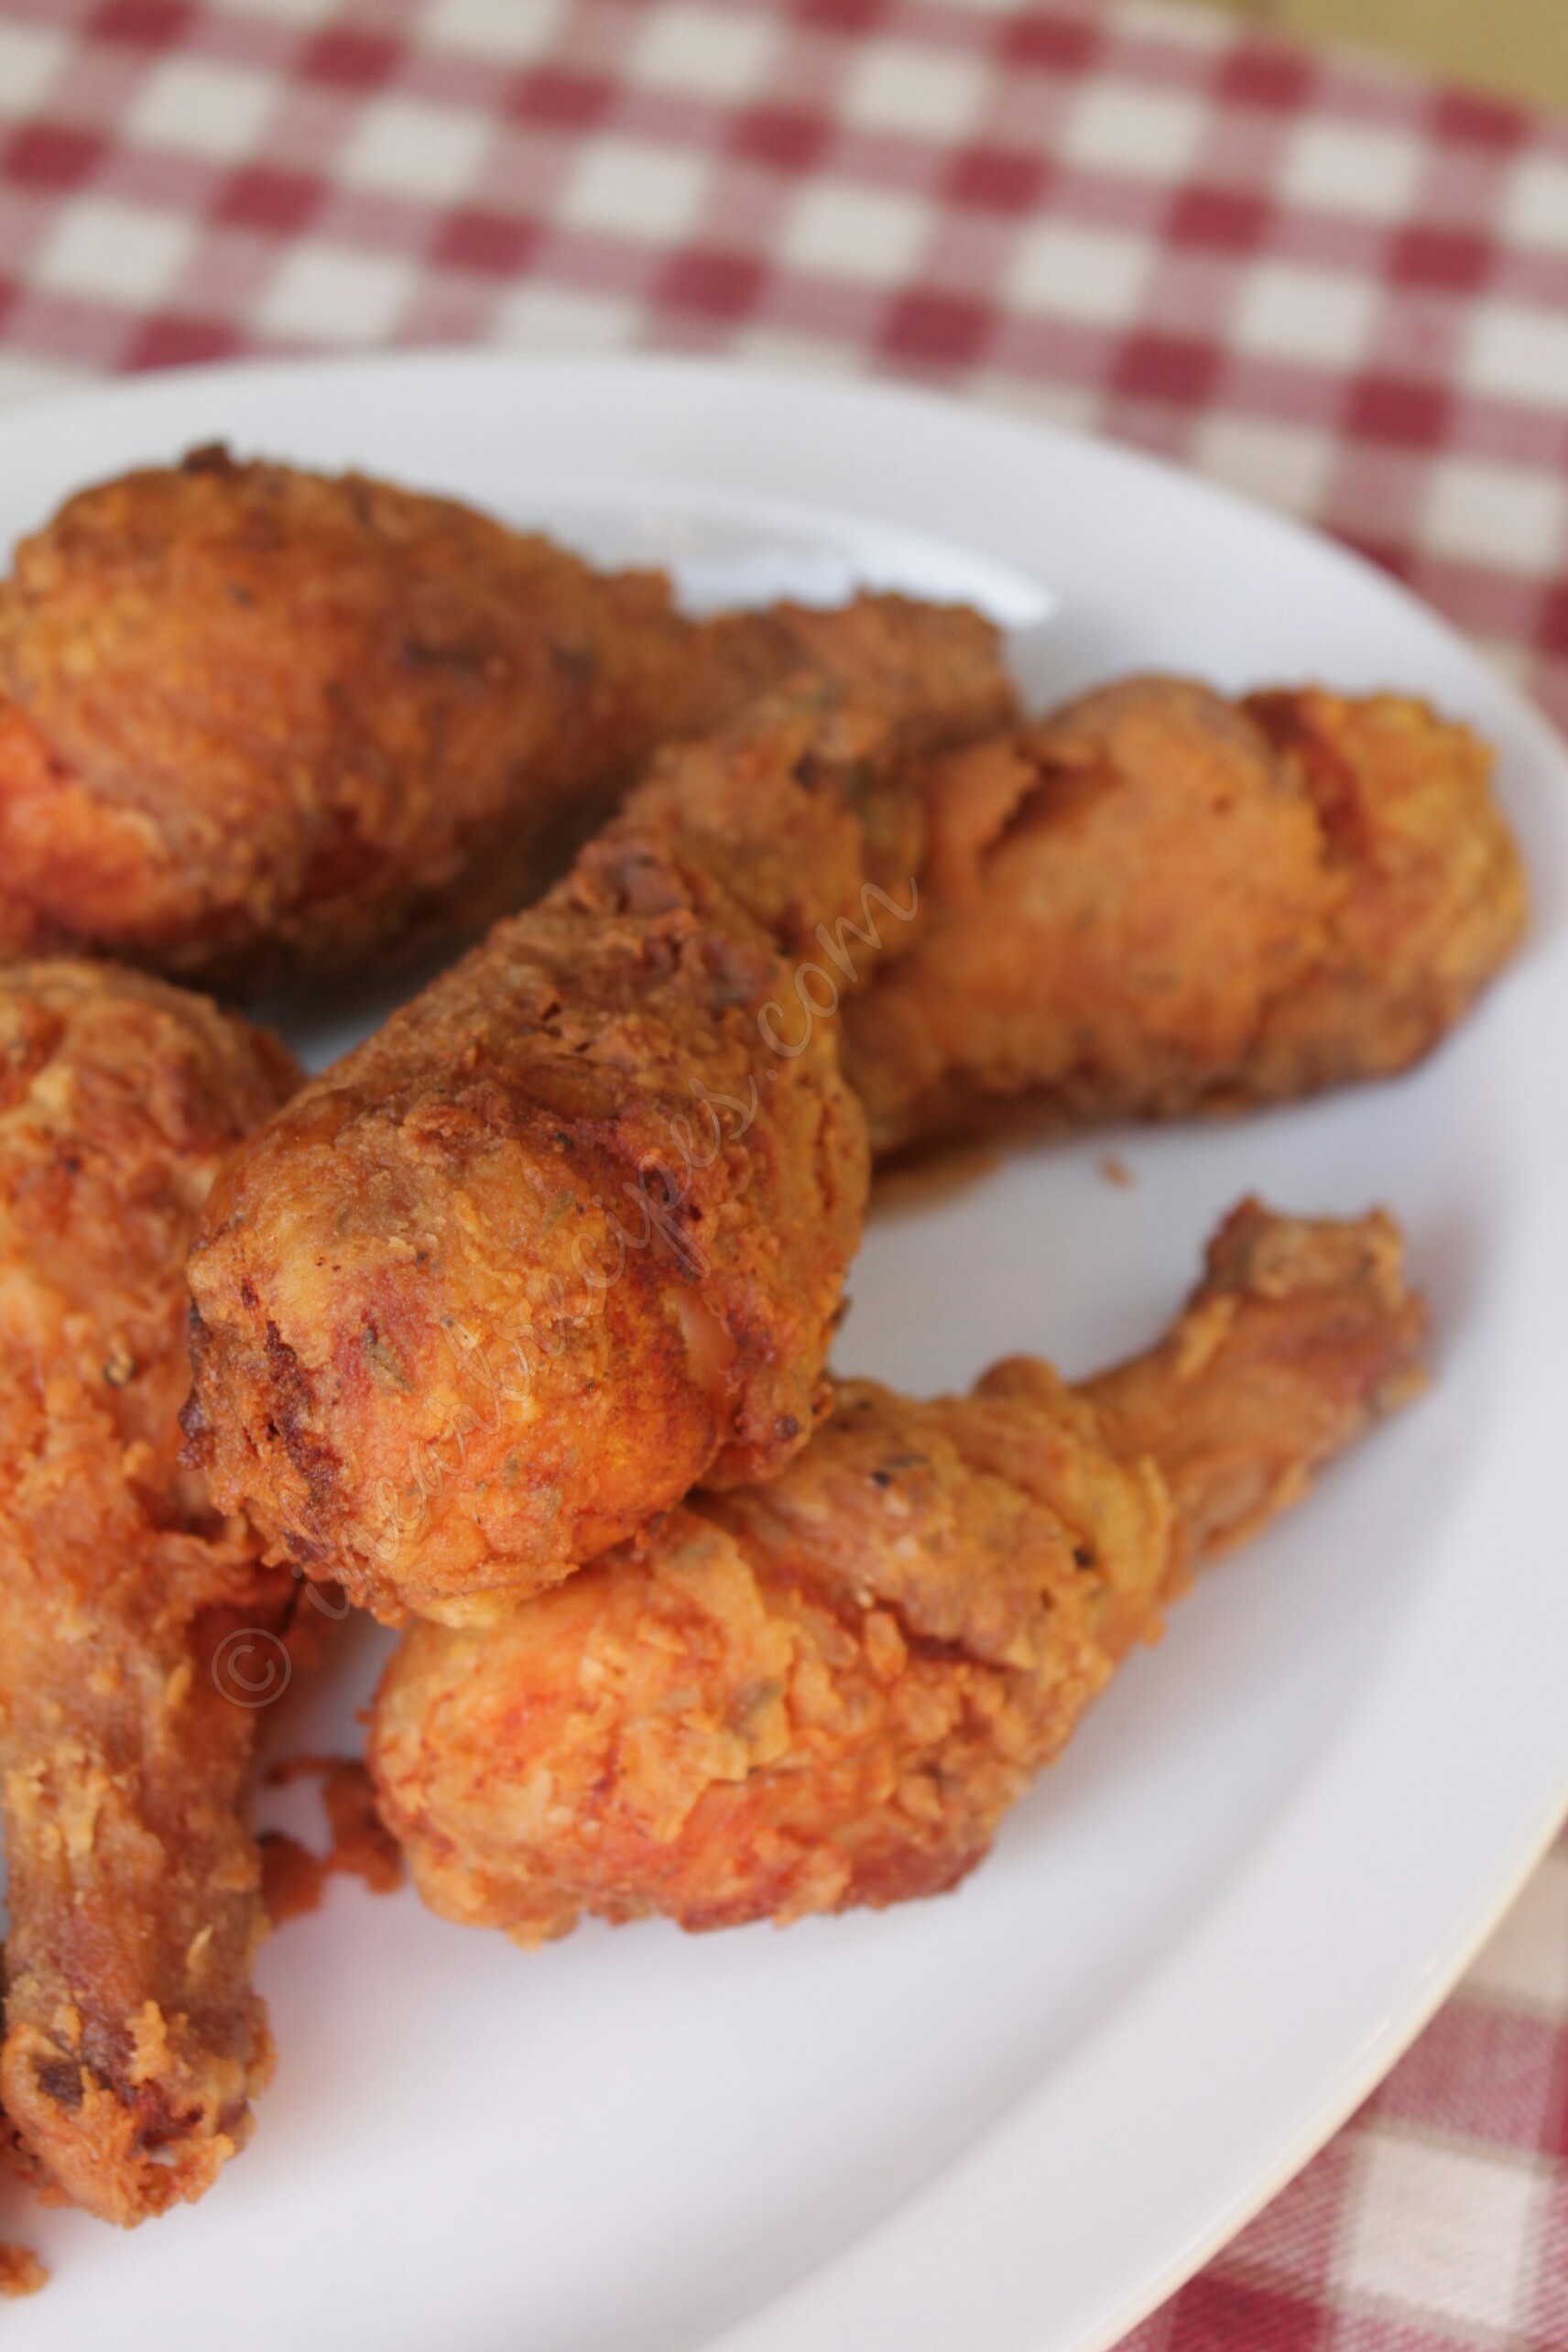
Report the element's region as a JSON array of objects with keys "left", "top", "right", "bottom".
[
  {"left": 0, "top": 449, "right": 1011, "bottom": 991},
  {"left": 845, "top": 677, "right": 1526, "bottom": 1154},
  {"left": 371, "top": 1202, "right": 1425, "bottom": 1940},
  {"left": 185, "top": 651, "right": 1508, "bottom": 1629},
  {"left": 187, "top": 624, "right": 1002, "bottom": 1627},
  {"left": 2, "top": 448, "right": 1519, "bottom": 1137},
  {"left": 0, "top": 963, "right": 300, "bottom": 2225}
]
